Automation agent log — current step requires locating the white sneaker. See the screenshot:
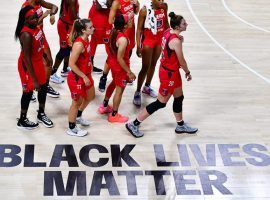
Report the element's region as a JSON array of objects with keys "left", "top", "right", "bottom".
[
  {"left": 50, "top": 73, "right": 64, "bottom": 84},
  {"left": 66, "top": 126, "right": 88, "bottom": 137},
  {"left": 76, "top": 117, "right": 91, "bottom": 126}
]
